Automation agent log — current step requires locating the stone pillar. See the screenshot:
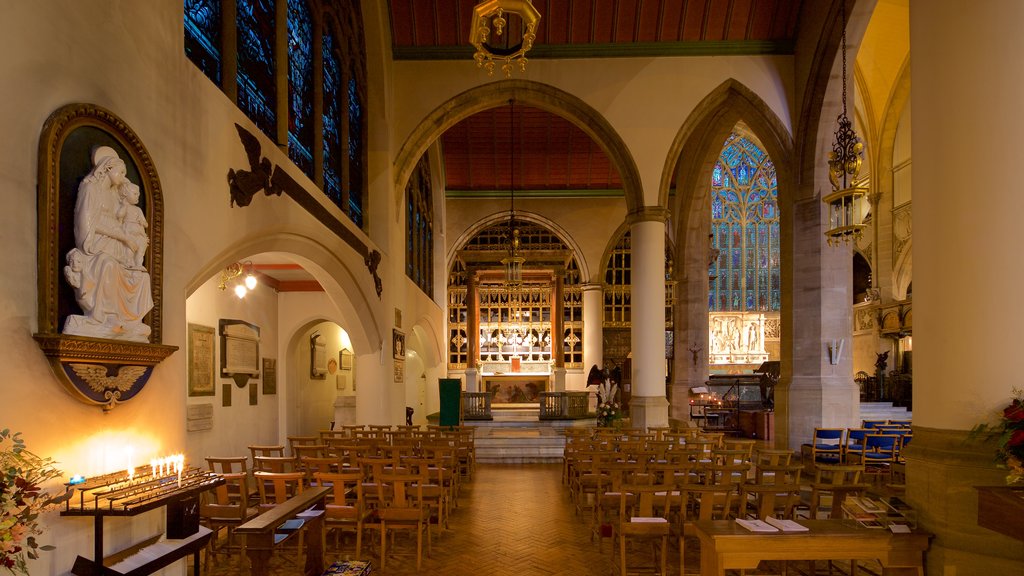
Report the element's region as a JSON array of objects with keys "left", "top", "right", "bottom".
[
  {"left": 907, "top": 1, "right": 1024, "bottom": 572},
  {"left": 628, "top": 209, "right": 669, "bottom": 429},
  {"left": 551, "top": 268, "right": 566, "bottom": 391},
  {"left": 465, "top": 269, "right": 479, "bottom": 392},
  {"left": 582, "top": 283, "right": 604, "bottom": 374}
]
